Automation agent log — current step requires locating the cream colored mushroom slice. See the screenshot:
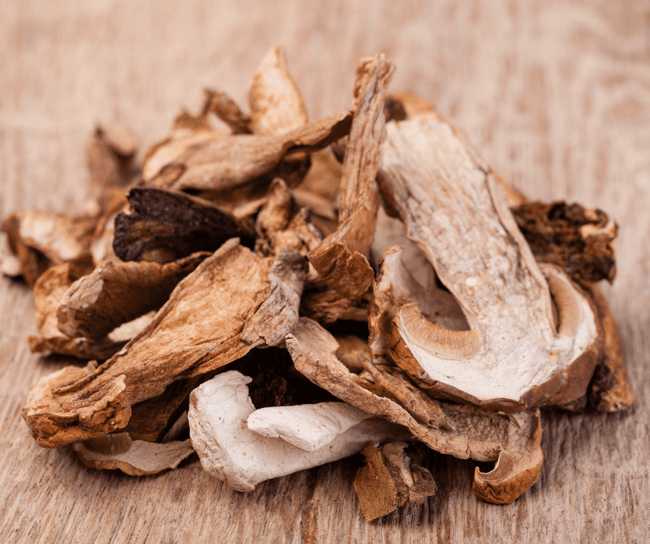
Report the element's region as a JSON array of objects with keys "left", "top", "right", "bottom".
[
  {"left": 247, "top": 401, "right": 379, "bottom": 452},
  {"left": 286, "top": 318, "right": 544, "bottom": 504},
  {"left": 378, "top": 113, "right": 601, "bottom": 410},
  {"left": 188, "top": 370, "right": 409, "bottom": 492},
  {"left": 73, "top": 433, "right": 194, "bottom": 476}
]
